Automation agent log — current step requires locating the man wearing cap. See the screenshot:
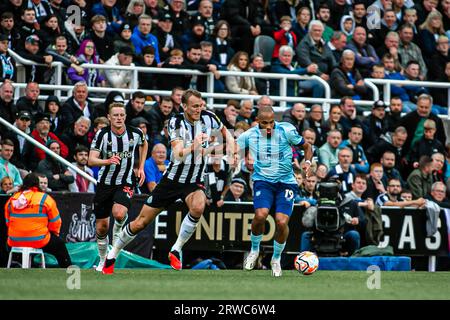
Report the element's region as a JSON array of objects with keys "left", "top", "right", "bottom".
[
  {"left": 154, "top": 12, "right": 180, "bottom": 62},
  {"left": 224, "top": 177, "right": 247, "bottom": 202},
  {"left": 24, "top": 112, "right": 69, "bottom": 171},
  {"left": 0, "top": 33, "right": 15, "bottom": 82},
  {"left": 104, "top": 46, "right": 135, "bottom": 89},
  {"left": 362, "top": 100, "right": 389, "bottom": 149},
  {"left": 113, "top": 22, "right": 135, "bottom": 53},
  {"left": 18, "top": 34, "right": 53, "bottom": 83}
]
